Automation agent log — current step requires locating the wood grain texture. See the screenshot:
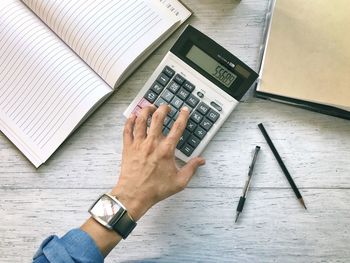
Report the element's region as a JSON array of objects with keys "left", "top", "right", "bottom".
[
  {"left": 1, "top": 189, "right": 350, "bottom": 263},
  {"left": 1, "top": 0, "right": 350, "bottom": 262},
  {"left": 1, "top": 99, "right": 349, "bottom": 189}
]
